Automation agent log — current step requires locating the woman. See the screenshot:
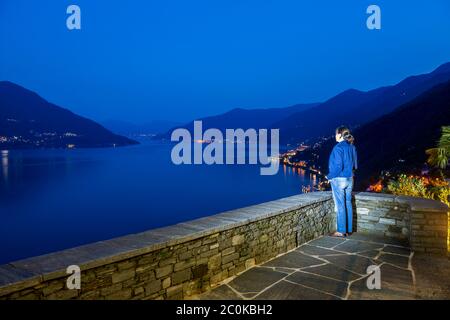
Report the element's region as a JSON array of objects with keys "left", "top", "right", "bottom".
[{"left": 326, "top": 126, "right": 357, "bottom": 237}]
